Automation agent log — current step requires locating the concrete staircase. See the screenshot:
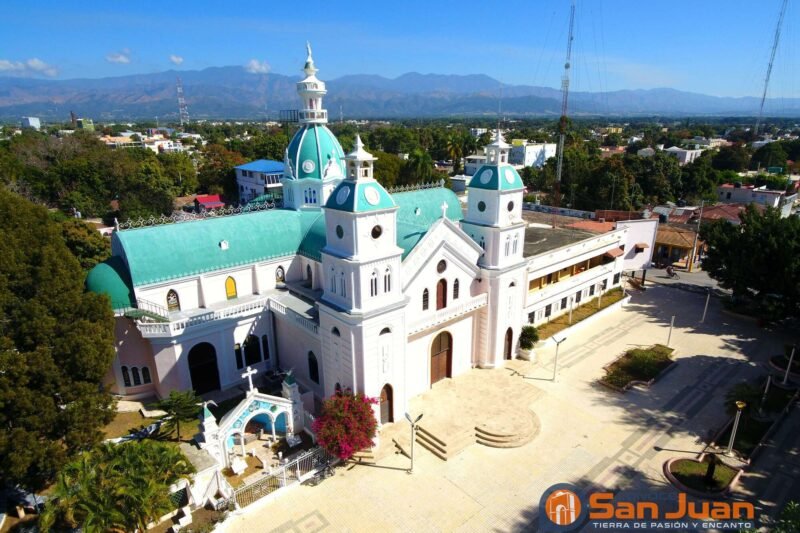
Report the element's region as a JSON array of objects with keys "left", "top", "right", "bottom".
[
  {"left": 475, "top": 410, "right": 540, "bottom": 449},
  {"left": 413, "top": 424, "right": 474, "bottom": 461}
]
